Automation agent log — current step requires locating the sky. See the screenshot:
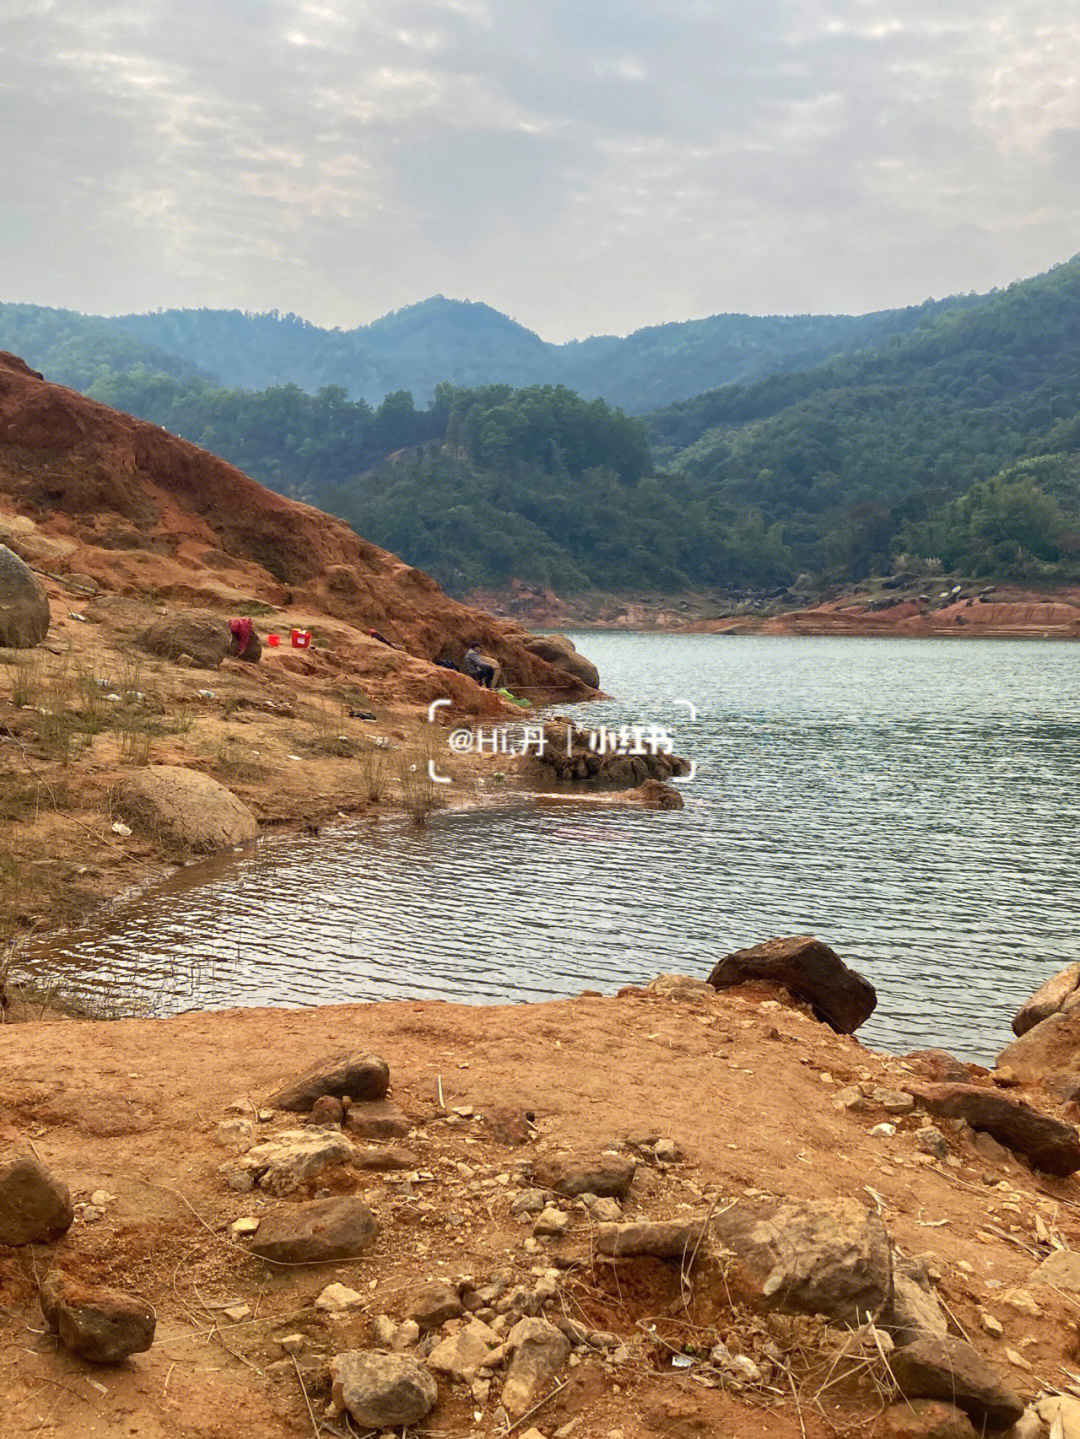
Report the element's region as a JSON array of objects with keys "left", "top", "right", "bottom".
[{"left": 1, "top": 0, "right": 1078, "bottom": 340}]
